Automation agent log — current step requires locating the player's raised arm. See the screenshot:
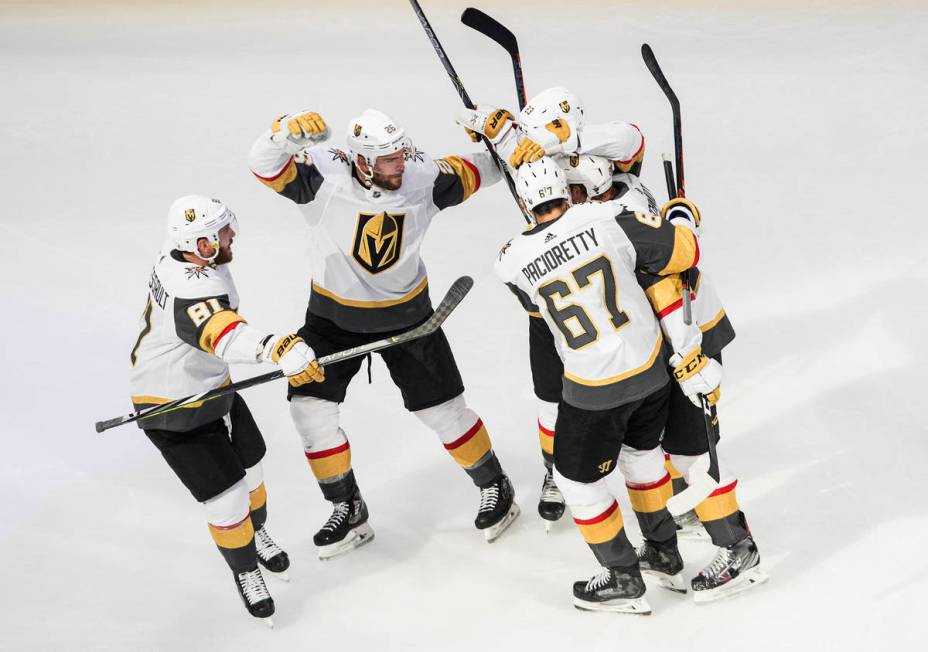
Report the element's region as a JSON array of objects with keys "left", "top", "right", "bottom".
[
  {"left": 248, "top": 110, "right": 332, "bottom": 204},
  {"left": 579, "top": 121, "right": 646, "bottom": 175}
]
